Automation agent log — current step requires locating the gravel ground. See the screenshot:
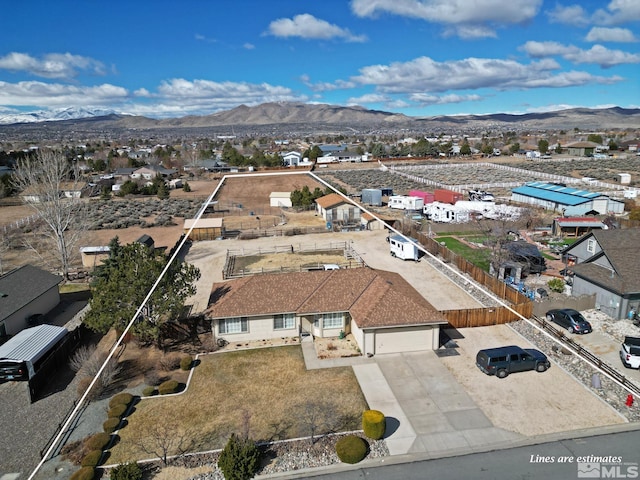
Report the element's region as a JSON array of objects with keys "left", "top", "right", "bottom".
[{"left": 106, "top": 433, "right": 389, "bottom": 480}]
